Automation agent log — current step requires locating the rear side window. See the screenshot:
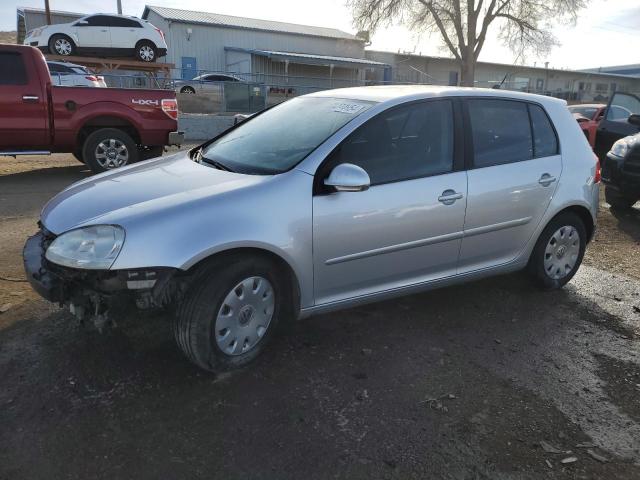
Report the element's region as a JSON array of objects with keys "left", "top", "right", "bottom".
[
  {"left": 528, "top": 104, "right": 558, "bottom": 157},
  {"left": 0, "top": 52, "right": 27, "bottom": 85},
  {"left": 109, "top": 17, "right": 142, "bottom": 28},
  {"left": 468, "top": 99, "right": 532, "bottom": 168}
]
